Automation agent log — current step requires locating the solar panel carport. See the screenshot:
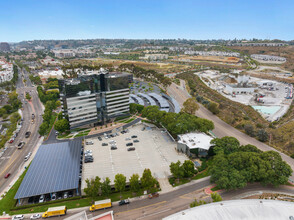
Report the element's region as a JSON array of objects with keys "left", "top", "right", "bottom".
[
  {"left": 137, "top": 93, "right": 156, "bottom": 106},
  {"left": 14, "top": 140, "right": 82, "bottom": 202}
]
